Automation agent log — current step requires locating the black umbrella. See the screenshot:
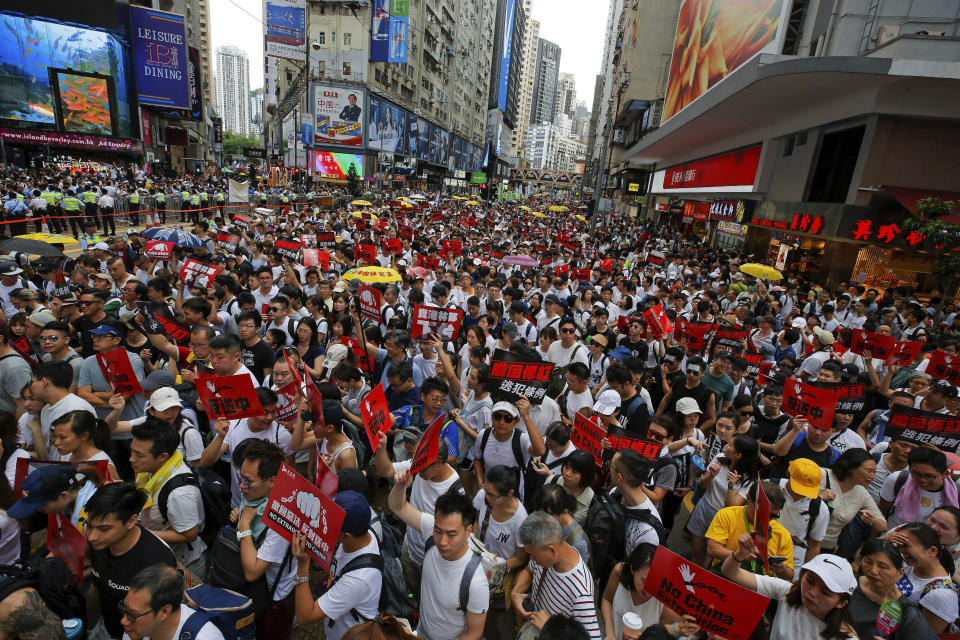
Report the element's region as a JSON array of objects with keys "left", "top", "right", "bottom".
[{"left": 0, "top": 237, "right": 66, "bottom": 257}]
